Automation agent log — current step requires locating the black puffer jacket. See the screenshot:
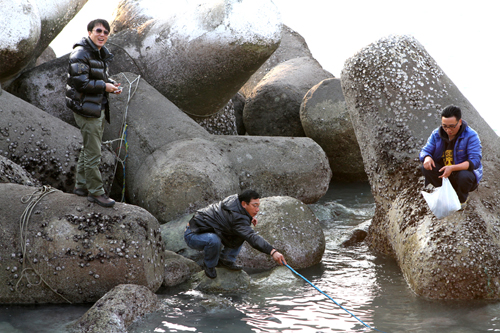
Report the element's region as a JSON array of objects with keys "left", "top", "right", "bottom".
[
  {"left": 66, "top": 37, "right": 115, "bottom": 123},
  {"left": 189, "top": 194, "right": 274, "bottom": 254}
]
